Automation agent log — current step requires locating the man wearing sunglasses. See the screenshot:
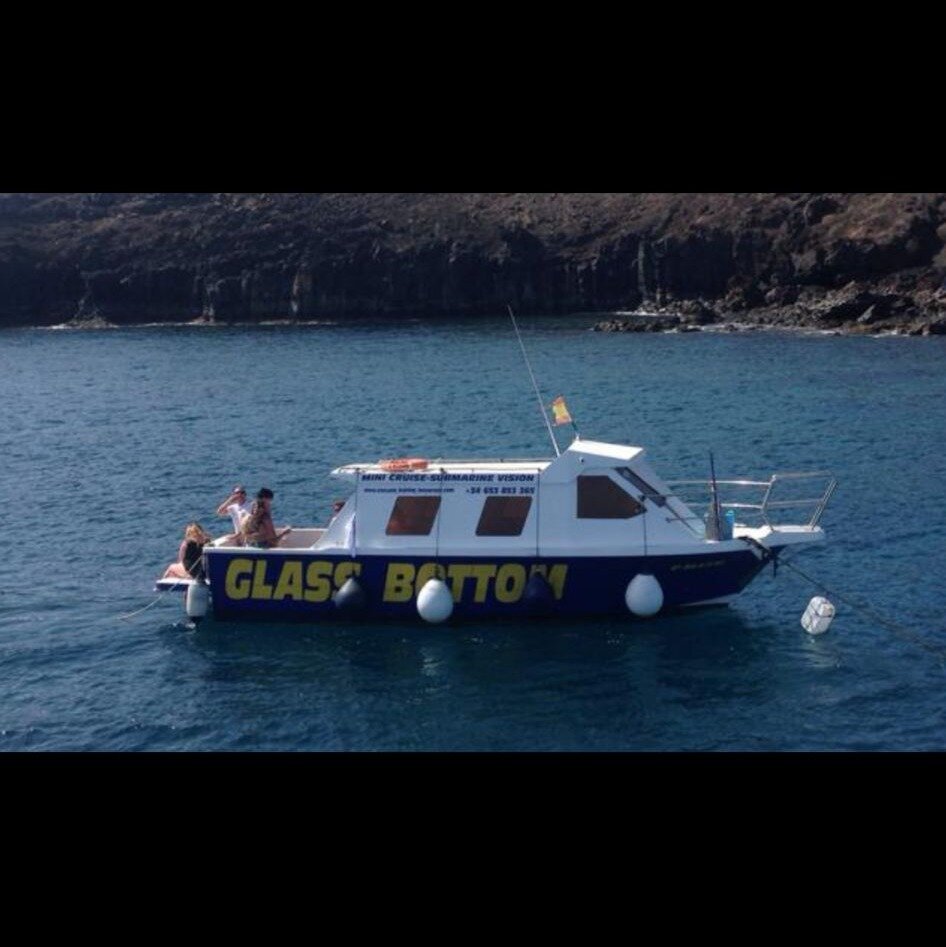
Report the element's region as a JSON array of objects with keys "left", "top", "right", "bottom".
[{"left": 216, "top": 485, "right": 252, "bottom": 545}]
